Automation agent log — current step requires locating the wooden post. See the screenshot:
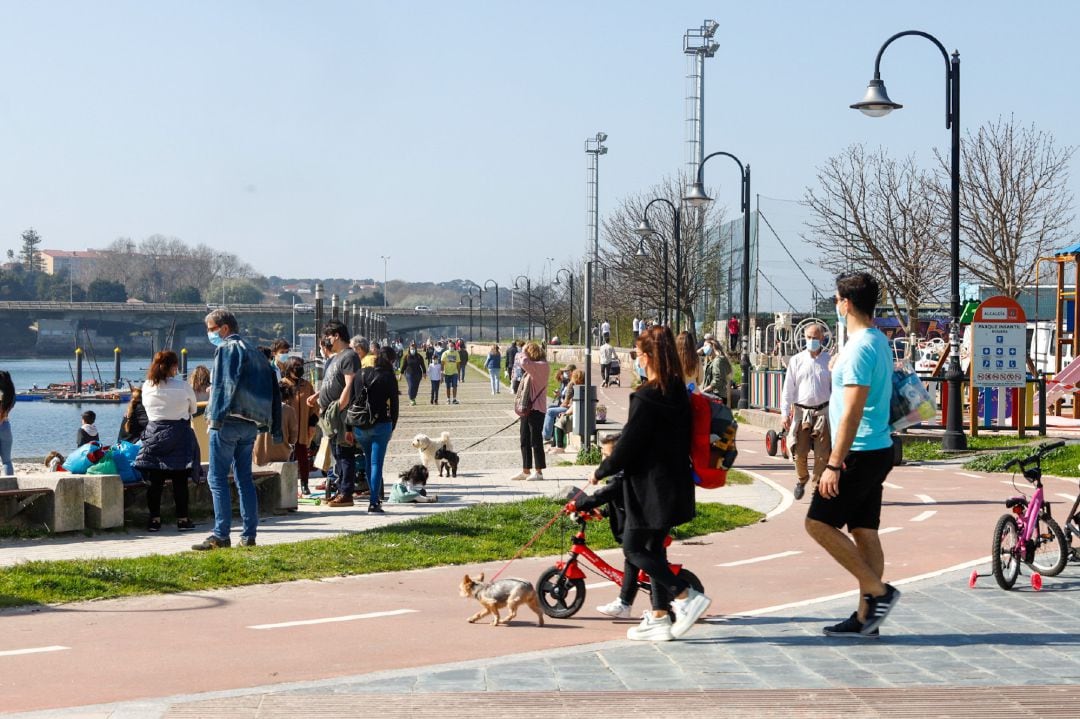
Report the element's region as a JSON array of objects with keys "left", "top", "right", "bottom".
[{"left": 1017, "top": 386, "right": 1026, "bottom": 438}]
